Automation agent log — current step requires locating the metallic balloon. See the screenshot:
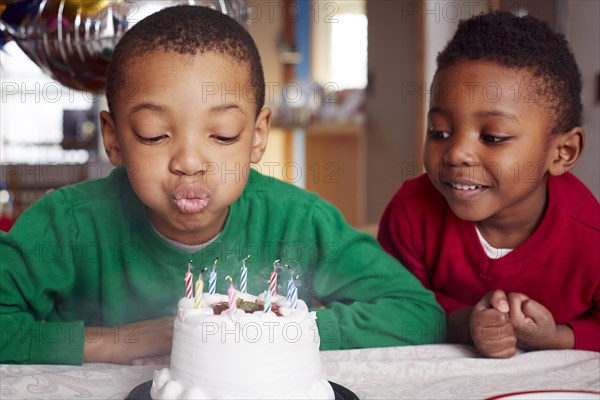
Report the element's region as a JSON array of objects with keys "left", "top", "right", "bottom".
[{"left": 0, "top": 0, "right": 248, "bottom": 92}]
